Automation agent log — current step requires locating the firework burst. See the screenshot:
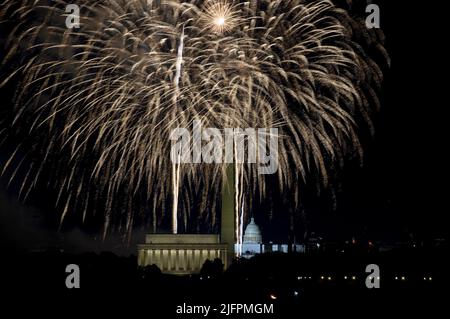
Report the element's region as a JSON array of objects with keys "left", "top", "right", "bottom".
[
  {"left": 0, "top": 0, "right": 388, "bottom": 240},
  {"left": 199, "top": 0, "right": 242, "bottom": 34}
]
